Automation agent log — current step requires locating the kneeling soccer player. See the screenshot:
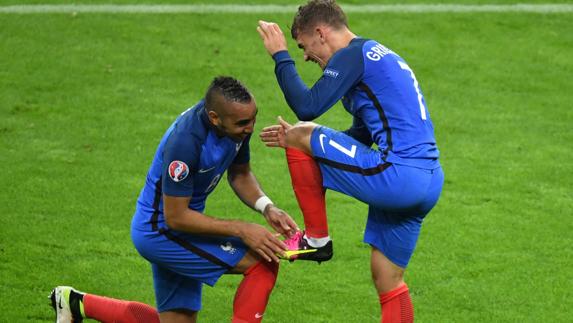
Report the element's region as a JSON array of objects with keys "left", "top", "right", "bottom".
[{"left": 50, "top": 76, "right": 299, "bottom": 323}]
